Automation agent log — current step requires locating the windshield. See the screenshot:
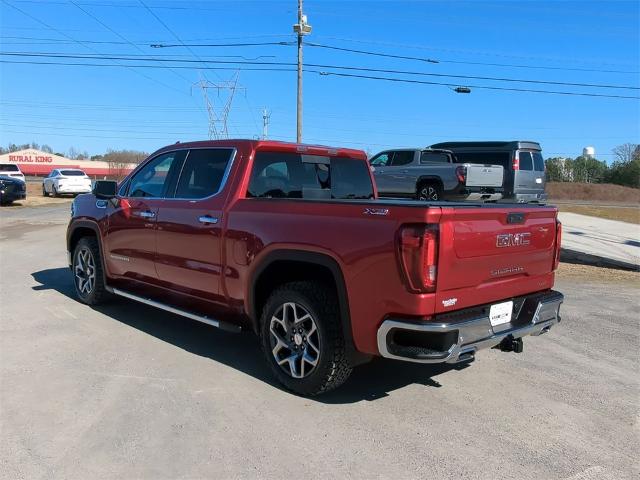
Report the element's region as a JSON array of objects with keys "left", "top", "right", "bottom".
[
  {"left": 61, "top": 170, "right": 87, "bottom": 176},
  {"left": 0, "top": 164, "right": 20, "bottom": 171}
]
